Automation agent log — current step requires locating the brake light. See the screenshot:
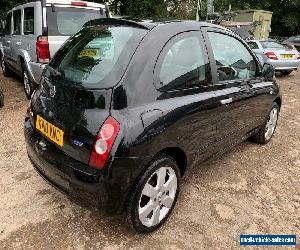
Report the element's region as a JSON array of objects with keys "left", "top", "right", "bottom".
[
  {"left": 89, "top": 116, "right": 120, "bottom": 169},
  {"left": 71, "top": 1, "right": 87, "bottom": 7},
  {"left": 264, "top": 51, "right": 278, "bottom": 60},
  {"left": 36, "top": 36, "right": 50, "bottom": 63}
]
